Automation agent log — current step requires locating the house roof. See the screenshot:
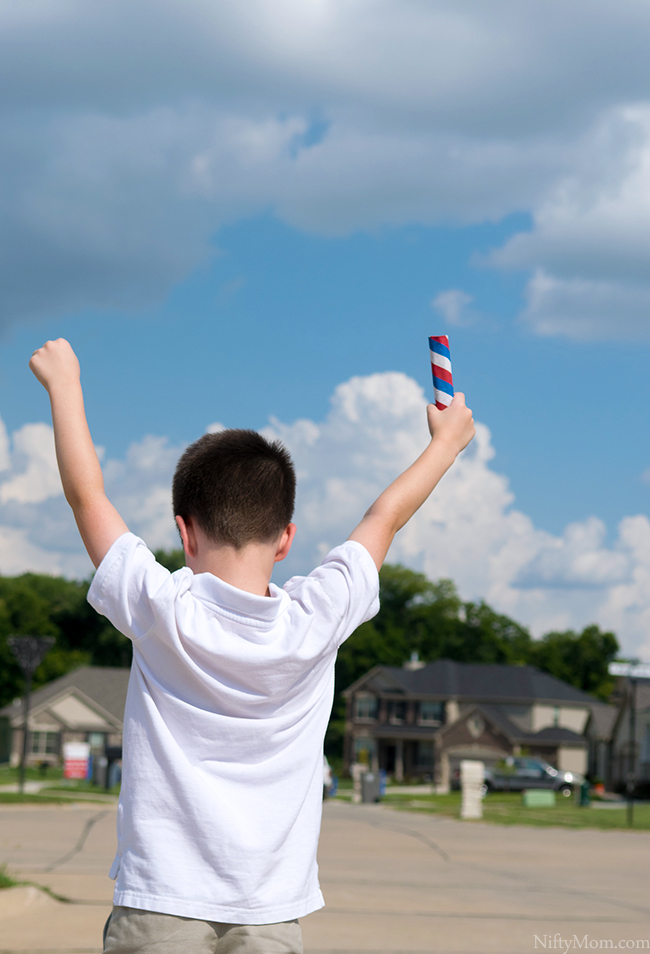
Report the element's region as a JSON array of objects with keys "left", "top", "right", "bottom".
[
  {"left": 0, "top": 666, "right": 130, "bottom": 725},
  {"left": 346, "top": 659, "right": 598, "bottom": 706},
  {"left": 474, "top": 704, "right": 585, "bottom": 746},
  {"left": 356, "top": 700, "right": 587, "bottom": 748},
  {"left": 527, "top": 725, "right": 585, "bottom": 744},
  {"left": 587, "top": 703, "right": 619, "bottom": 740}
]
